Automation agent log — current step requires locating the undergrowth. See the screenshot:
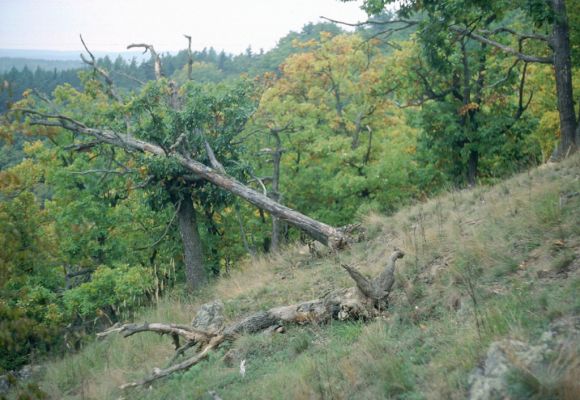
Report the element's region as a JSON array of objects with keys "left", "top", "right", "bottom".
[{"left": 18, "top": 155, "right": 580, "bottom": 399}]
